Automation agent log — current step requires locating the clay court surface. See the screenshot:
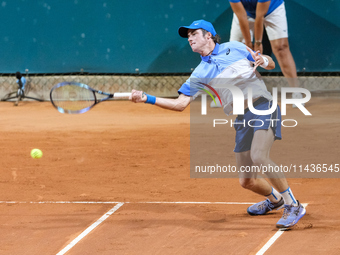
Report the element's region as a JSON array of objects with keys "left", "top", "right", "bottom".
[{"left": 1, "top": 98, "right": 340, "bottom": 255}]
